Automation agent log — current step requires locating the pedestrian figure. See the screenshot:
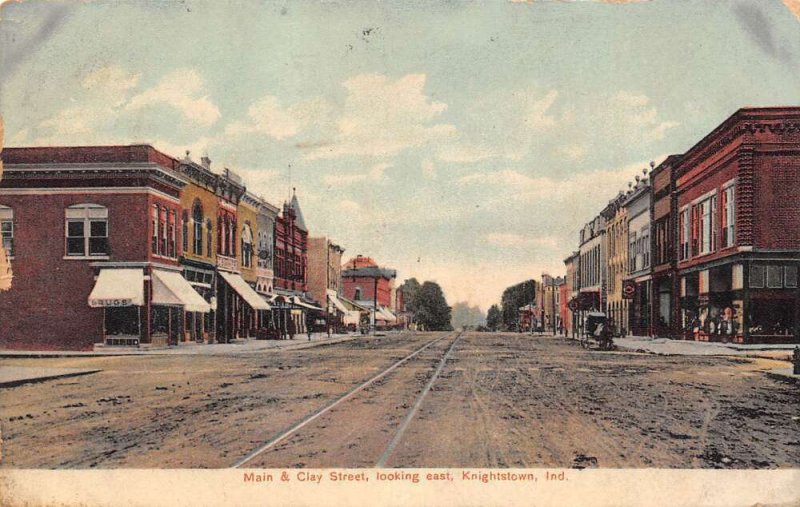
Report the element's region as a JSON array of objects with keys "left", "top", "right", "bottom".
[{"left": 288, "top": 318, "right": 296, "bottom": 340}]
